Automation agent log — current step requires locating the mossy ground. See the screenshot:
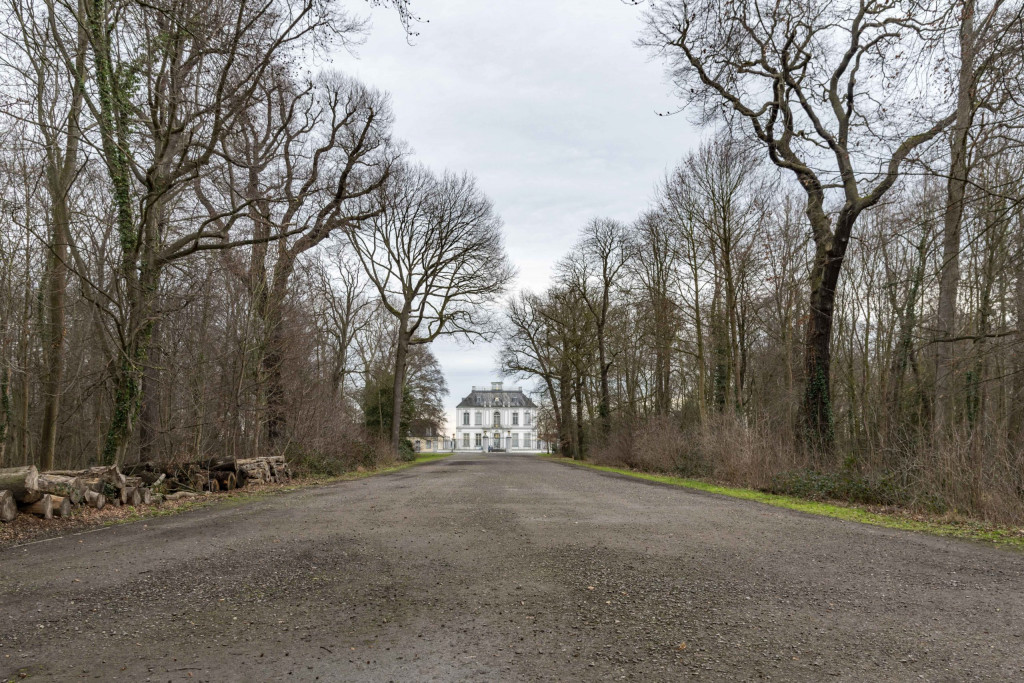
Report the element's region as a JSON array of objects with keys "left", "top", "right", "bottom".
[{"left": 543, "top": 455, "right": 1024, "bottom": 551}]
